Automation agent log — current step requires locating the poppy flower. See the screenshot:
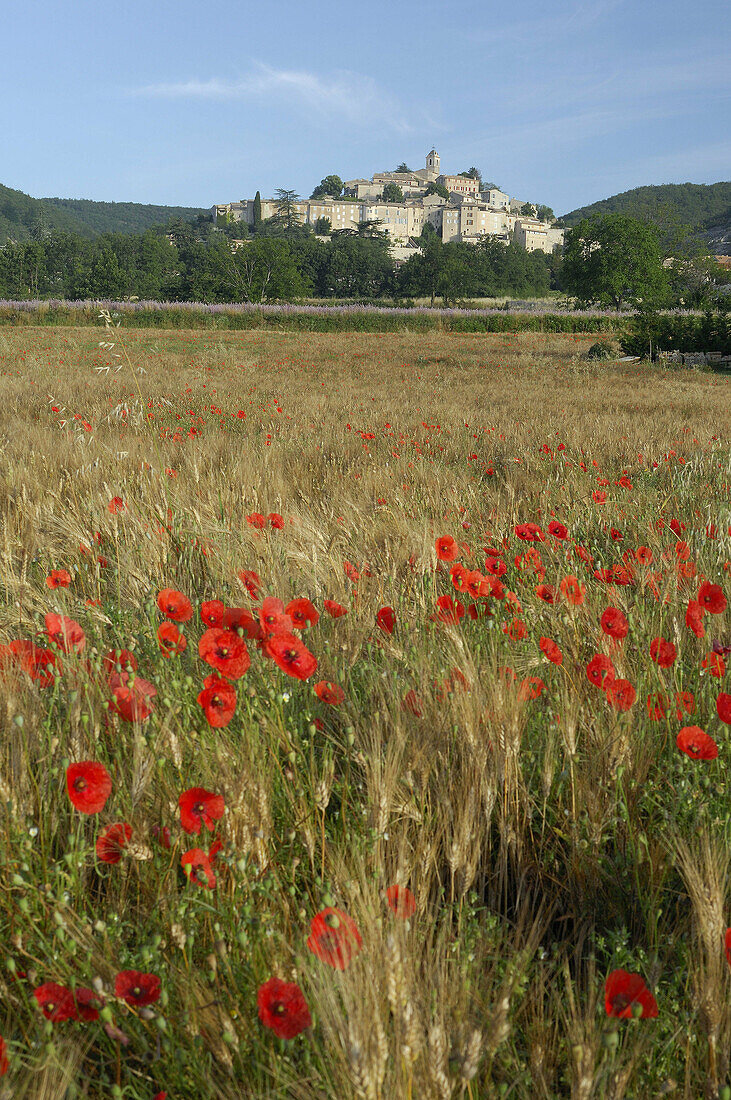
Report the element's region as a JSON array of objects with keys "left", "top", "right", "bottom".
[
  {"left": 114, "top": 970, "right": 161, "bottom": 1007},
  {"left": 718, "top": 693, "right": 731, "bottom": 725},
  {"left": 46, "top": 569, "right": 72, "bottom": 589},
  {"left": 435, "top": 535, "right": 459, "bottom": 562},
  {"left": 432, "top": 595, "right": 465, "bottom": 624},
  {"left": 247, "top": 512, "right": 266, "bottom": 529},
  {"left": 108, "top": 672, "right": 157, "bottom": 723},
  {"left": 179, "top": 788, "right": 225, "bottom": 835},
  {"left": 157, "top": 622, "right": 187, "bottom": 657},
  {"left": 258, "top": 597, "right": 294, "bottom": 637},
  {"left": 685, "top": 600, "right": 705, "bottom": 639},
  {"left": 677, "top": 726, "right": 718, "bottom": 760},
  {"left": 66, "top": 762, "right": 112, "bottom": 814},
  {"left": 108, "top": 496, "right": 126, "bottom": 514},
  {"left": 504, "top": 618, "right": 527, "bottom": 642},
  {"left": 604, "top": 970, "right": 658, "bottom": 1019},
  {"left": 518, "top": 676, "right": 546, "bottom": 702},
  {"left": 386, "top": 885, "right": 416, "bottom": 919},
  {"left": 197, "top": 680, "right": 237, "bottom": 727},
  {"left": 539, "top": 637, "right": 563, "bottom": 665},
  {"left": 535, "top": 584, "right": 557, "bottom": 604},
  {"left": 698, "top": 581, "right": 727, "bottom": 615},
  {"left": 74, "top": 987, "right": 103, "bottom": 1022},
  {"left": 222, "top": 607, "right": 263, "bottom": 638},
  {"left": 548, "top": 521, "right": 568, "bottom": 540},
  {"left": 649, "top": 637, "right": 677, "bottom": 668},
  {"left": 515, "top": 522, "right": 544, "bottom": 542},
  {"left": 559, "top": 575, "right": 585, "bottom": 606},
  {"left": 376, "top": 606, "right": 396, "bottom": 634},
  {"left": 157, "top": 588, "right": 193, "bottom": 623},
  {"left": 601, "top": 607, "right": 629, "bottom": 640},
  {"left": 647, "top": 693, "right": 669, "bottom": 721},
  {"left": 314, "top": 681, "right": 345, "bottom": 705},
  {"left": 33, "top": 982, "right": 77, "bottom": 1021},
  {"left": 484, "top": 555, "right": 507, "bottom": 578},
  {"left": 450, "top": 563, "right": 469, "bottom": 591},
  {"left": 725, "top": 928, "right": 731, "bottom": 968},
  {"left": 306, "top": 907, "right": 362, "bottom": 970},
  {"left": 266, "top": 634, "right": 317, "bottom": 681},
  {"left": 676, "top": 690, "right": 696, "bottom": 719},
  {"left": 702, "top": 652, "right": 726, "bottom": 678},
  {"left": 586, "top": 654, "right": 615, "bottom": 689},
  {"left": 286, "top": 598, "right": 320, "bottom": 630},
  {"left": 257, "top": 977, "right": 311, "bottom": 1039},
  {"left": 181, "top": 847, "right": 217, "bottom": 889},
  {"left": 239, "top": 569, "right": 262, "bottom": 598},
  {"left": 201, "top": 599, "right": 225, "bottom": 628},
  {"left": 268, "top": 513, "right": 285, "bottom": 529},
  {"left": 324, "top": 599, "right": 348, "bottom": 618},
  {"left": 45, "top": 613, "right": 85, "bottom": 654},
  {"left": 0, "top": 1035, "right": 7, "bottom": 1077},
  {"left": 402, "top": 689, "right": 423, "bottom": 717},
  {"left": 605, "top": 678, "right": 636, "bottom": 711},
  {"left": 96, "top": 822, "right": 132, "bottom": 864},
  {"left": 28, "top": 645, "right": 61, "bottom": 688},
  {"left": 199, "top": 628, "right": 251, "bottom": 679}
]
